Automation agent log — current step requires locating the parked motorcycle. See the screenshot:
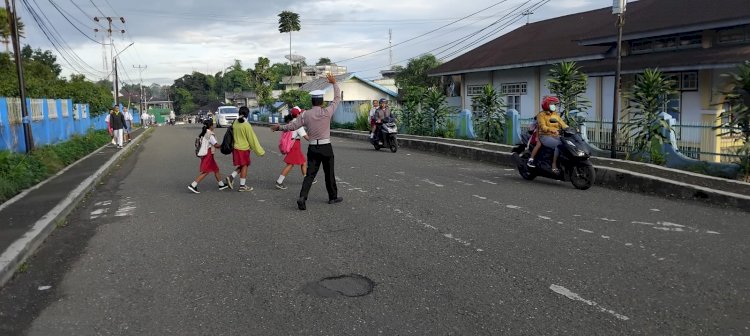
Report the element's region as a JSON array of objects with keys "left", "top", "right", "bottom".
[
  {"left": 510, "top": 127, "right": 596, "bottom": 190},
  {"left": 371, "top": 117, "right": 399, "bottom": 153}
]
